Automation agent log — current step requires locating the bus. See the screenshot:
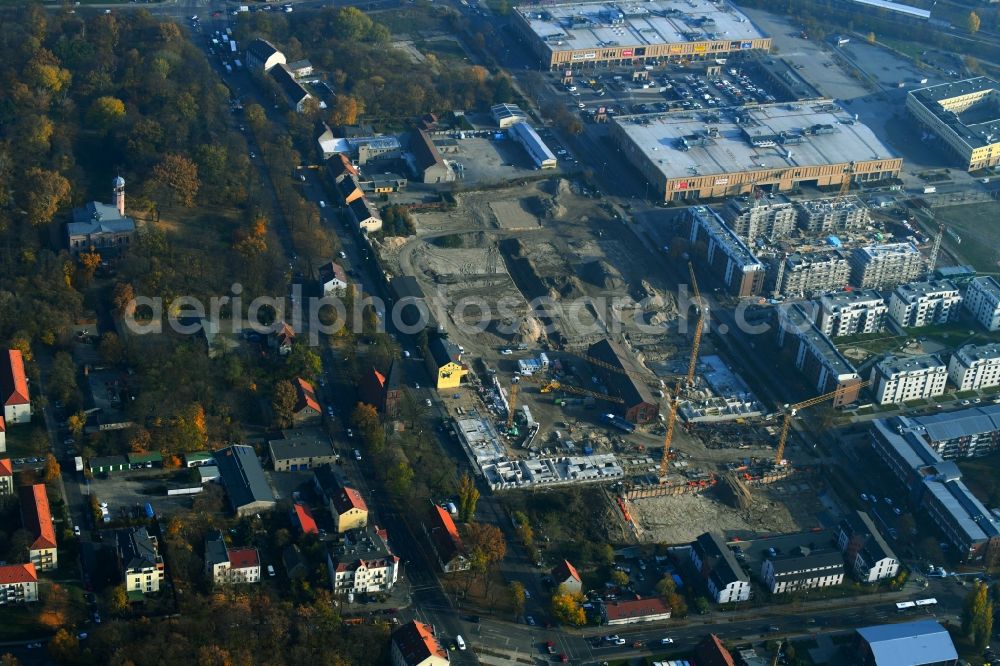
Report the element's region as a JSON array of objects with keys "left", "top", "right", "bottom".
[
  {"left": 915, "top": 598, "right": 938, "bottom": 607},
  {"left": 895, "top": 601, "right": 916, "bottom": 611}
]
